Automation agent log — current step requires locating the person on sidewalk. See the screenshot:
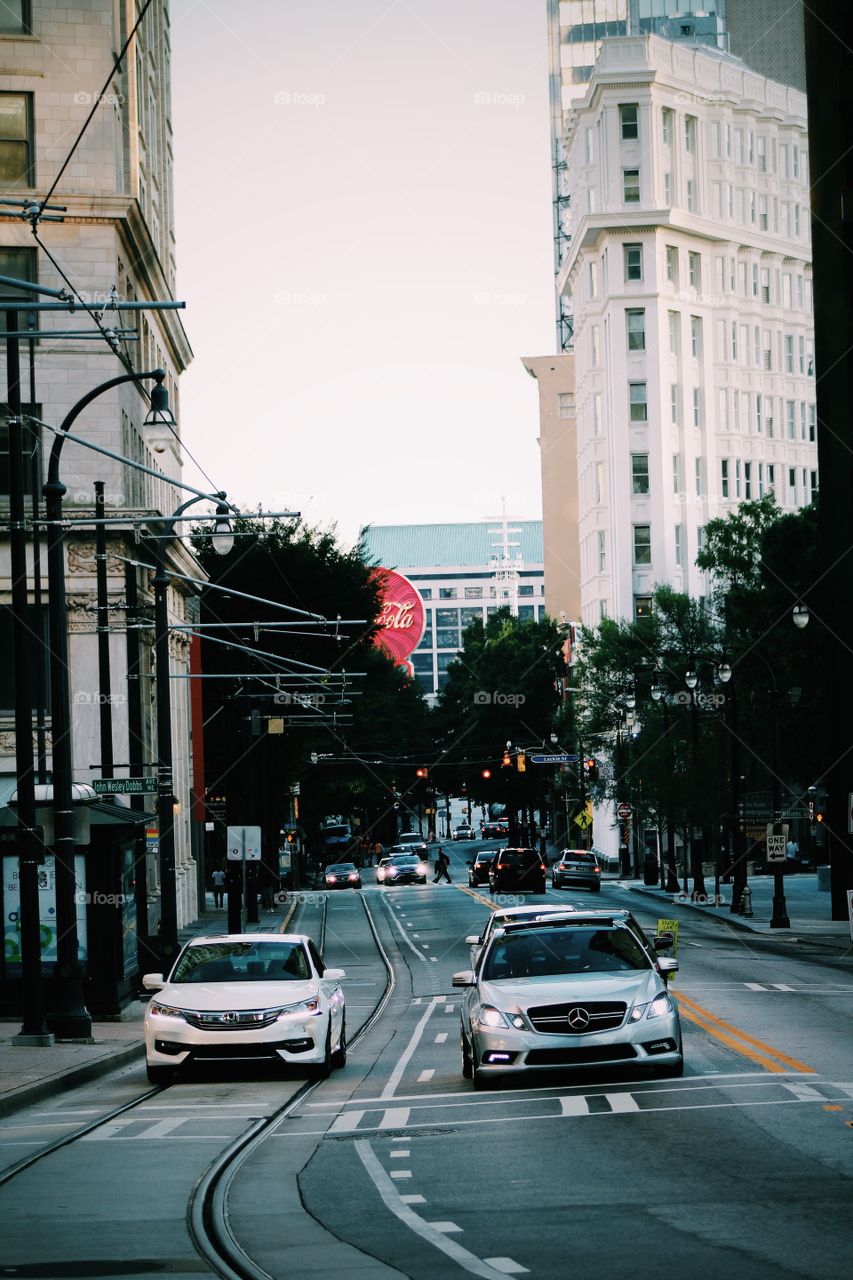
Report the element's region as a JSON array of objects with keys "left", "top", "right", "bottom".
[
  {"left": 211, "top": 866, "right": 226, "bottom": 909},
  {"left": 433, "top": 847, "right": 452, "bottom": 883}
]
